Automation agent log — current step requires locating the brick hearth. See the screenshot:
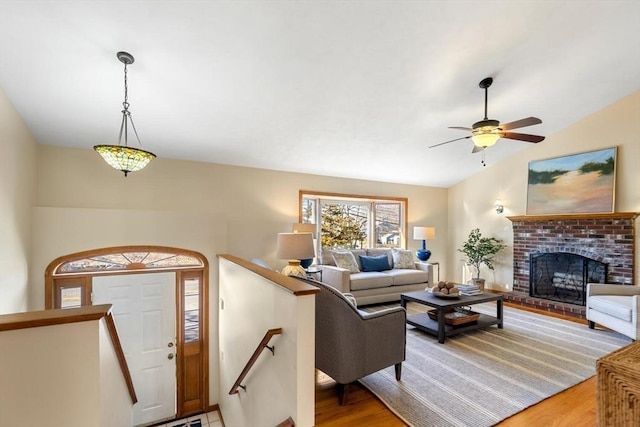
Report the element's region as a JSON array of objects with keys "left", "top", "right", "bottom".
[{"left": 506, "top": 212, "right": 638, "bottom": 316}]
